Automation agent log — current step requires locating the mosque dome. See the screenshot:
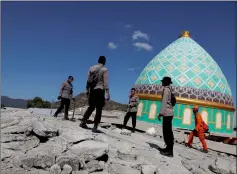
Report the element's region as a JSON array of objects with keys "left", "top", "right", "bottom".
[{"left": 135, "top": 31, "right": 234, "bottom": 109}]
